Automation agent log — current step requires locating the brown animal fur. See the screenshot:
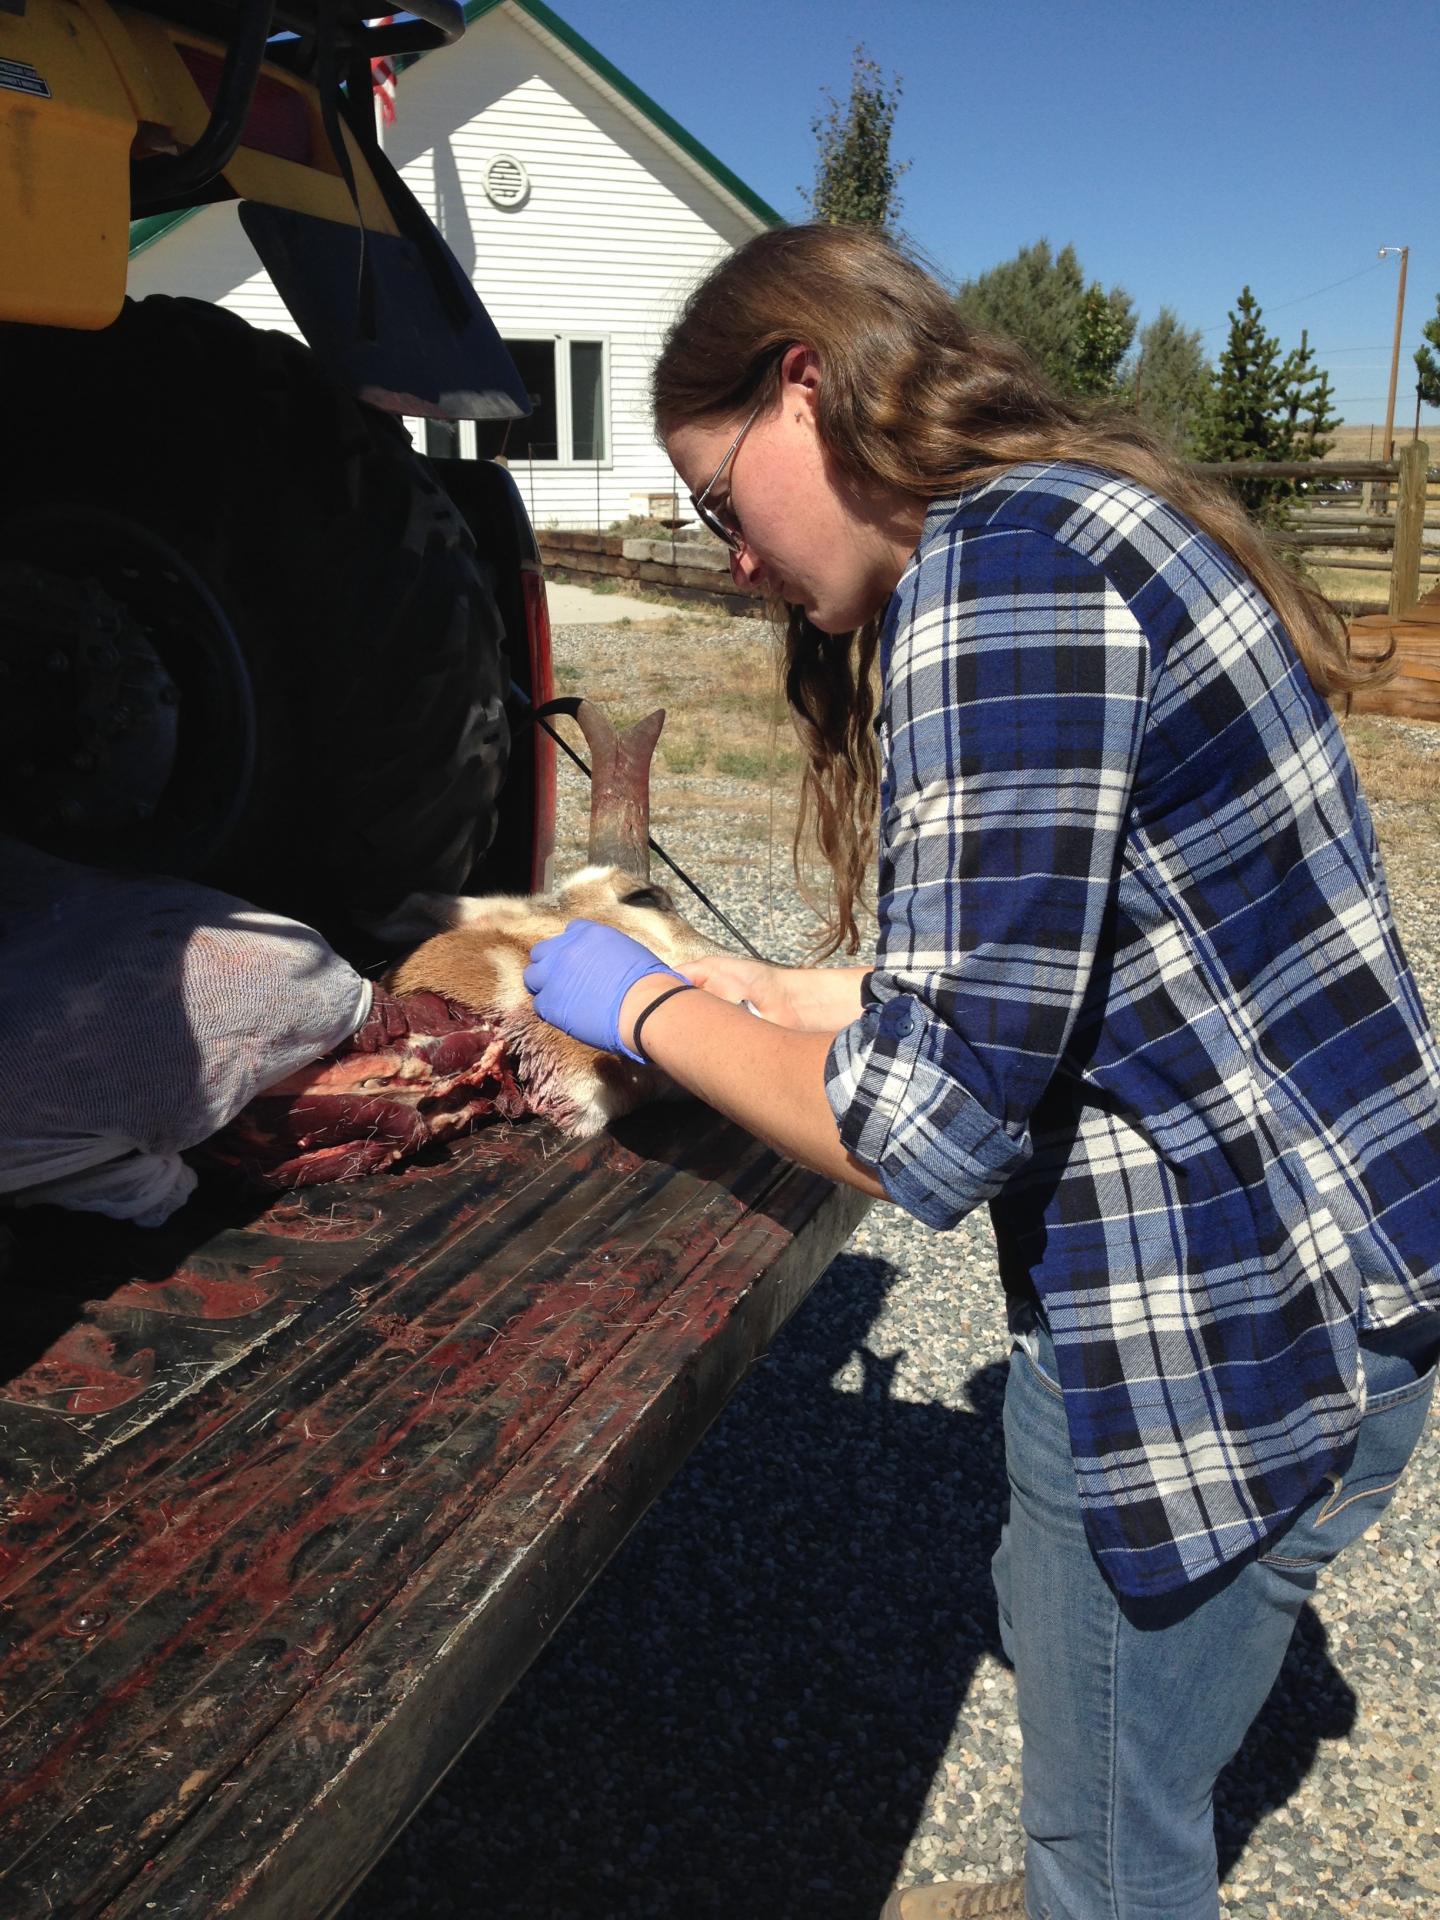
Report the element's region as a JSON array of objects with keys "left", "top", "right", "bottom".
[{"left": 381, "top": 864, "right": 720, "bottom": 1136}]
